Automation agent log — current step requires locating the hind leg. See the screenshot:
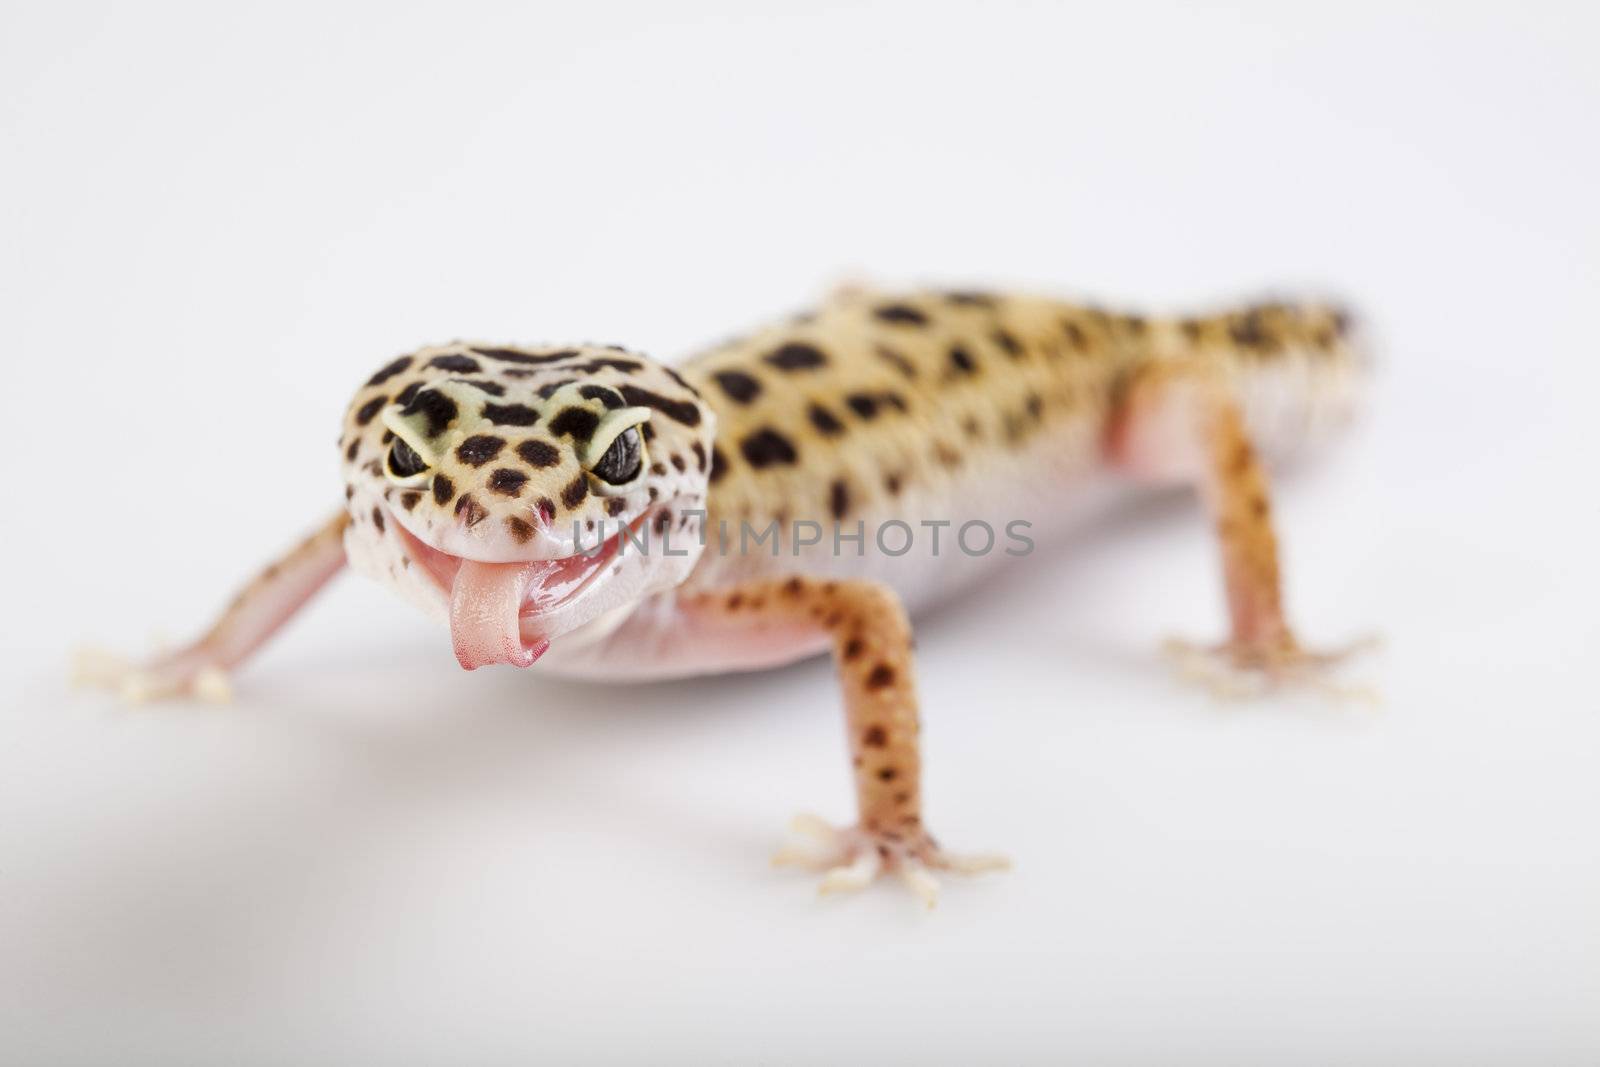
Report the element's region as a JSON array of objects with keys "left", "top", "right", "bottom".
[{"left": 1107, "top": 359, "right": 1370, "bottom": 695}]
